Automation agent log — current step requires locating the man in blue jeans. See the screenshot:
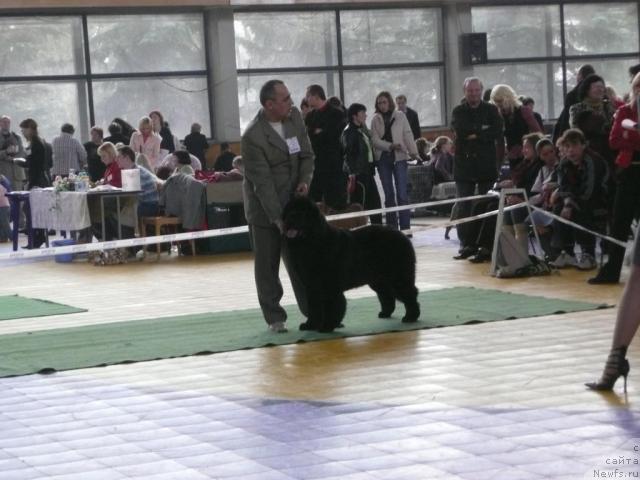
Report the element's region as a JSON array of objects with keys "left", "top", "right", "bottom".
[{"left": 450, "top": 77, "right": 503, "bottom": 259}]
